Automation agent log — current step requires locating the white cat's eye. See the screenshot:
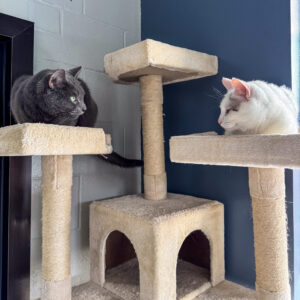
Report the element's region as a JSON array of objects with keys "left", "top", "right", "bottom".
[{"left": 70, "top": 96, "right": 76, "bottom": 103}]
